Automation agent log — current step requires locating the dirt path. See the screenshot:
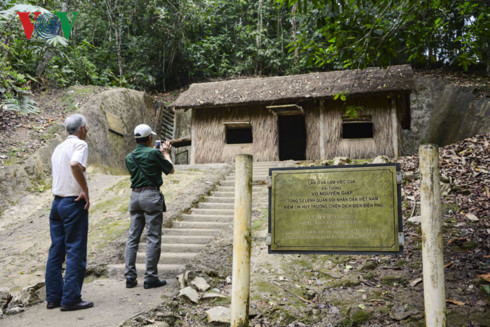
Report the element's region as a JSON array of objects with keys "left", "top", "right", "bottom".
[
  {"left": 0, "top": 167, "right": 222, "bottom": 327},
  {"left": 0, "top": 278, "right": 178, "bottom": 327}
]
